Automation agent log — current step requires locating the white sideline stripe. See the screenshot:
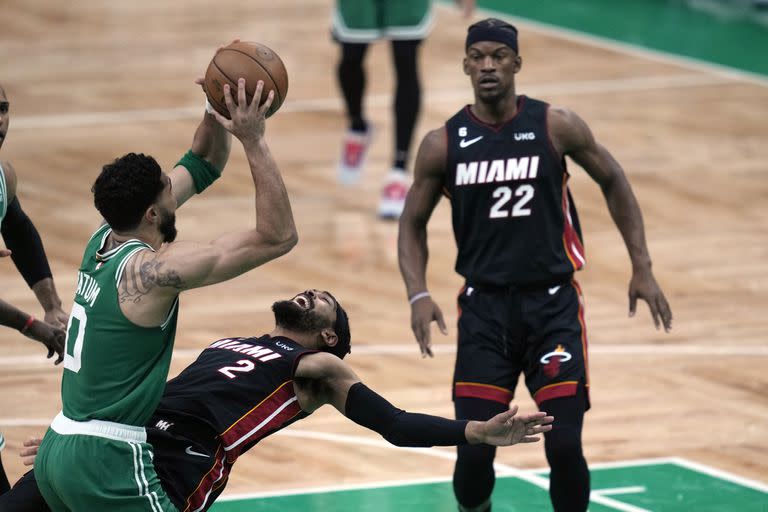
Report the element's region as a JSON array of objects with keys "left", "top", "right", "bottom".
[
  {"left": 670, "top": 457, "right": 768, "bottom": 493},
  {"left": 594, "top": 486, "right": 646, "bottom": 496},
  {"left": 1, "top": 343, "right": 767, "bottom": 367},
  {"left": 10, "top": 73, "right": 736, "bottom": 131},
  {"left": 463, "top": 3, "right": 768, "bottom": 87}
]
